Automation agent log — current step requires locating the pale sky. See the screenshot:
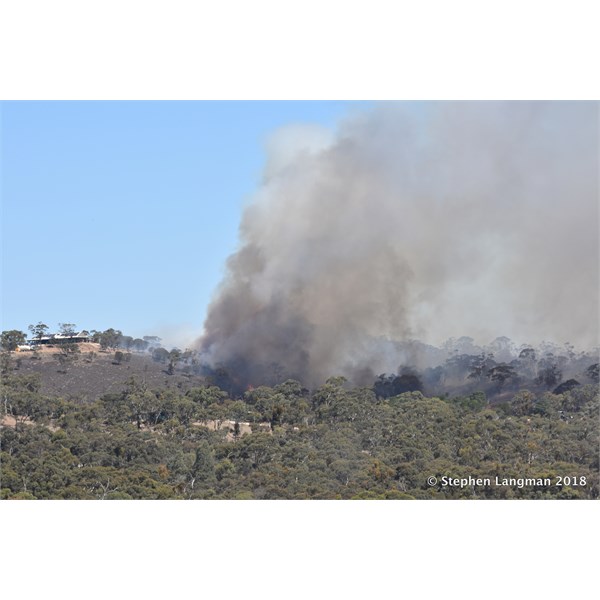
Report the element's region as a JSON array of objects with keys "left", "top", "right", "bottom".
[{"left": 1, "top": 101, "right": 367, "bottom": 343}]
